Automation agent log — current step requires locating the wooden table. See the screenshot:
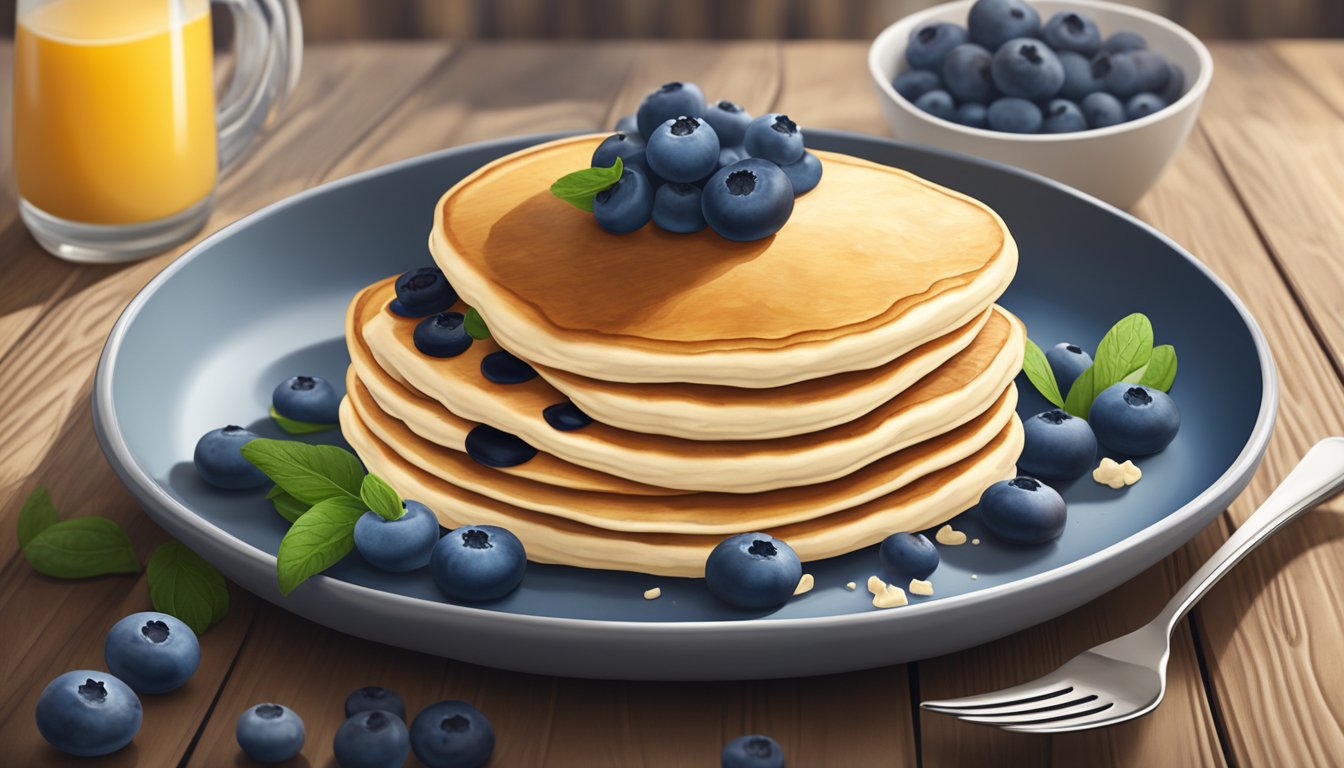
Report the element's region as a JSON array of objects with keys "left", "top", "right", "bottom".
[{"left": 2, "top": 39, "right": 1343, "bottom": 767}]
